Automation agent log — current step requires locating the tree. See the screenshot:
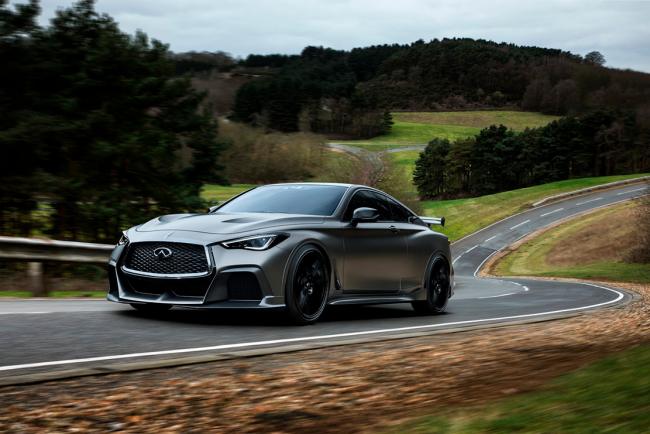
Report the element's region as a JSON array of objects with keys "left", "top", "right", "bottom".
[
  {"left": 470, "top": 125, "right": 516, "bottom": 194},
  {"left": 0, "top": 0, "right": 227, "bottom": 241},
  {"left": 585, "top": 51, "right": 606, "bottom": 66},
  {"left": 413, "top": 138, "right": 451, "bottom": 198},
  {"left": 0, "top": 0, "right": 43, "bottom": 236}
]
